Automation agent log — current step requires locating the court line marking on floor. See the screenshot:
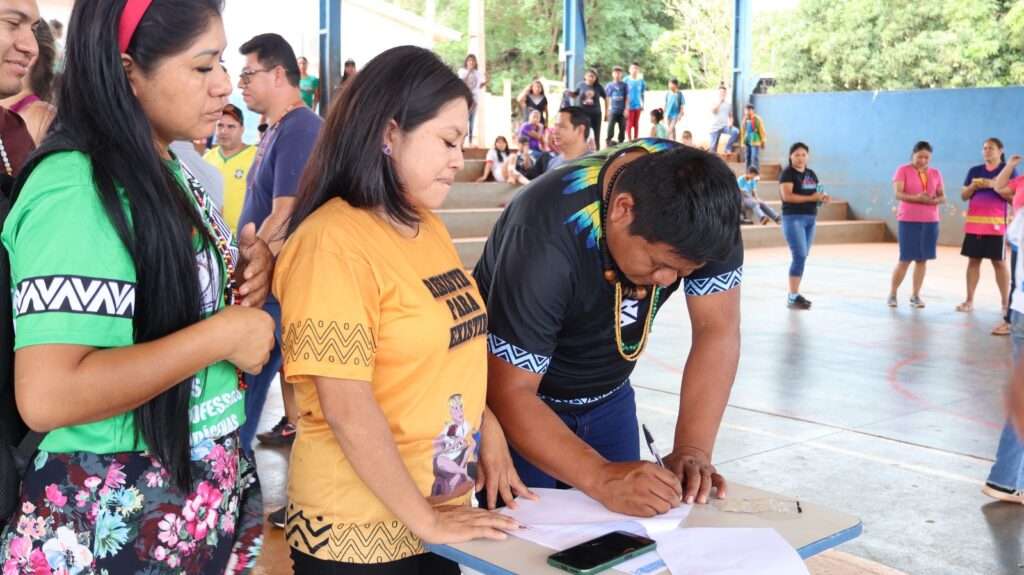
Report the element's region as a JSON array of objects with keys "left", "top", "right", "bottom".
[
  {"left": 633, "top": 380, "right": 998, "bottom": 462},
  {"left": 886, "top": 352, "right": 1003, "bottom": 430},
  {"left": 637, "top": 400, "right": 987, "bottom": 486}
]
